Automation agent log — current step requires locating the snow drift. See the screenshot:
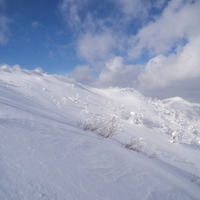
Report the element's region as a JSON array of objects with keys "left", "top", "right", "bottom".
[{"left": 0, "top": 65, "right": 200, "bottom": 200}]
